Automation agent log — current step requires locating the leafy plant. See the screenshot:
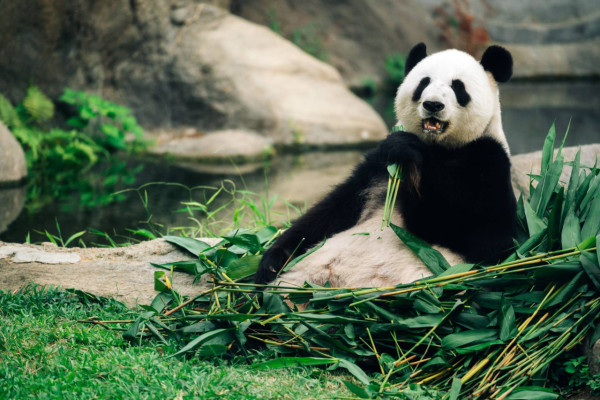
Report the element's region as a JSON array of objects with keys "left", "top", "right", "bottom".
[
  {"left": 383, "top": 53, "right": 406, "bottom": 90},
  {"left": 89, "top": 125, "right": 600, "bottom": 398},
  {"left": 0, "top": 86, "right": 148, "bottom": 212}
]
